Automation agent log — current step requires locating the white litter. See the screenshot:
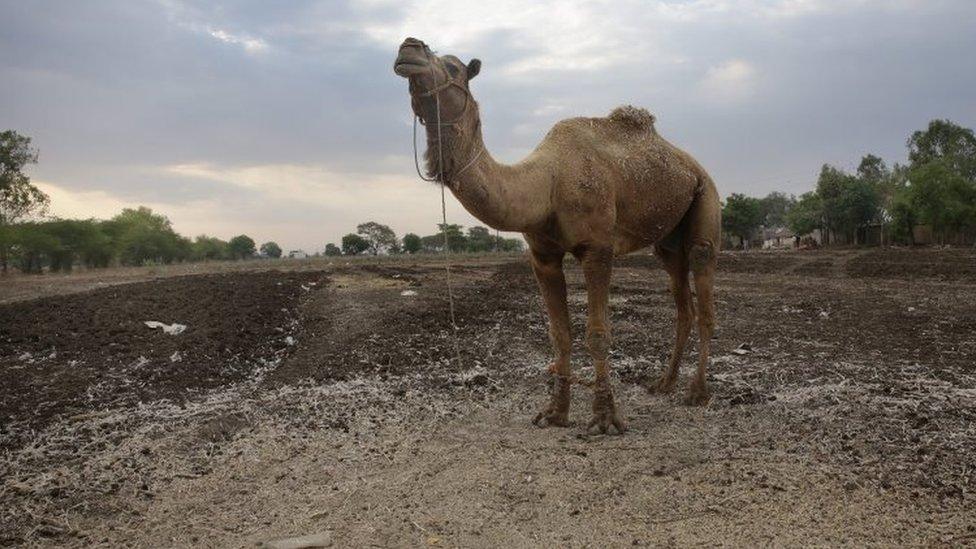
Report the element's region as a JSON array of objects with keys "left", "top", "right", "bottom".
[
  {"left": 285, "top": 336, "right": 296, "bottom": 346},
  {"left": 401, "top": 290, "right": 417, "bottom": 296},
  {"left": 170, "top": 351, "right": 183, "bottom": 363},
  {"left": 144, "top": 321, "right": 187, "bottom": 335}
]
